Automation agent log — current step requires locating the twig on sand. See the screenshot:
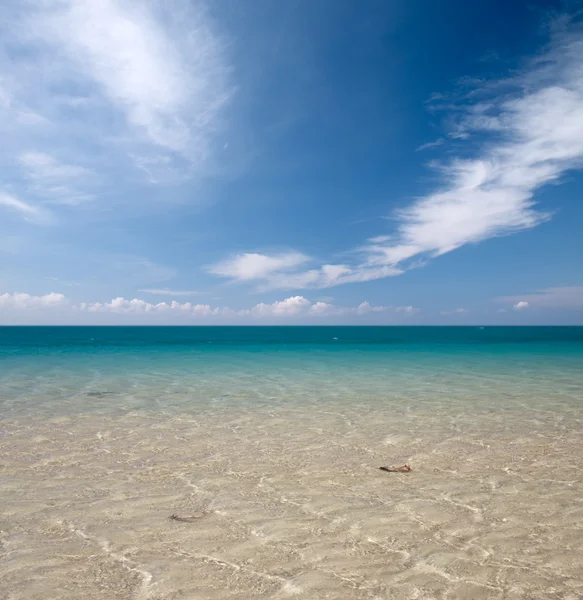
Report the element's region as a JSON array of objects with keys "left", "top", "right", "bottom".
[
  {"left": 379, "top": 464, "right": 412, "bottom": 473},
  {"left": 169, "top": 513, "right": 205, "bottom": 522}
]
